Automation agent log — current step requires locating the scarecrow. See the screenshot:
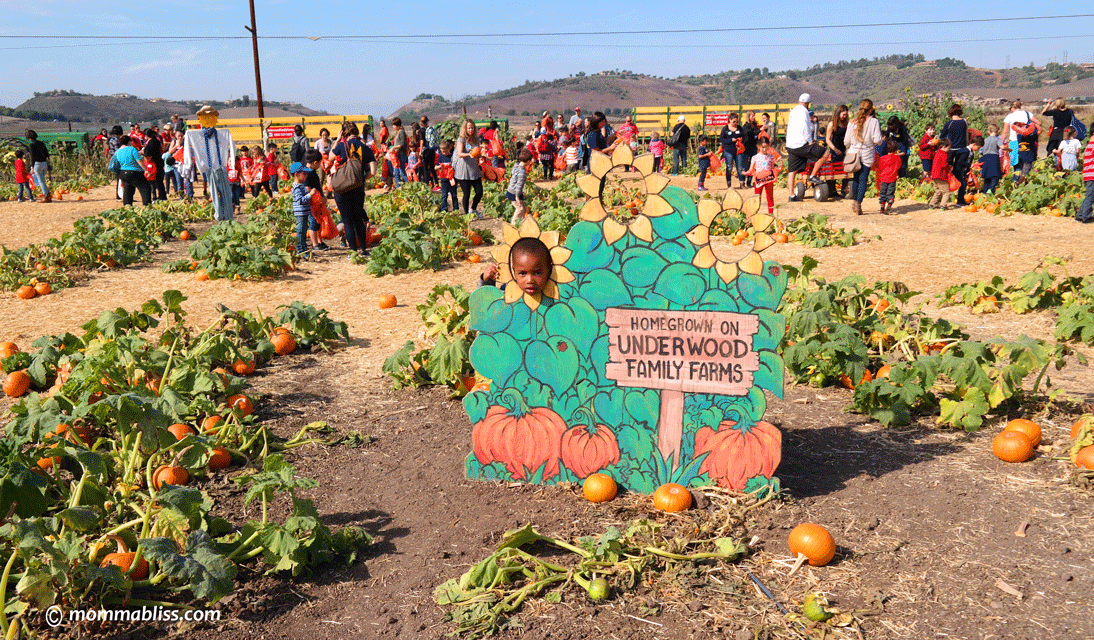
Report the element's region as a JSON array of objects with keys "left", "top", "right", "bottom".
[{"left": 182, "top": 106, "right": 236, "bottom": 221}]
